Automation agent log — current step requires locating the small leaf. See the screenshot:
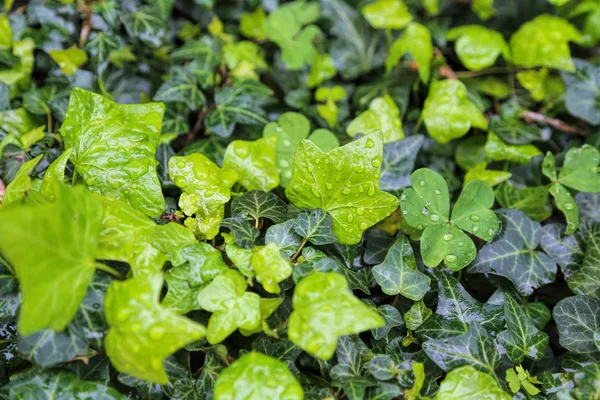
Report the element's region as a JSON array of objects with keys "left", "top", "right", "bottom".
[
  {"left": 48, "top": 46, "right": 88, "bottom": 76},
  {"left": 464, "top": 162, "right": 511, "bottom": 187},
  {"left": 346, "top": 95, "right": 403, "bottom": 144},
  {"left": 231, "top": 191, "right": 287, "bottom": 224},
  {"left": 153, "top": 67, "right": 205, "bottom": 110},
  {"left": 558, "top": 145, "right": 600, "bottom": 192},
  {"left": 562, "top": 59, "right": 600, "bottom": 125},
  {"left": 60, "top": 87, "right": 166, "bottom": 217},
  {"left": 2, "top": 154, "right": 42, "bottom": 205},
  {"left": 386, "top": 22, "right": 432, "bottom": 82},
  {"left": 293, "top": 208, "right": 337, "bottom": 245},
  {"left": 361, "top": 0, "right": 412, "bottom": 30},
  {"left": 380, "top": 135, "right": 424, "bottom": 191},
  {"left": 104, "top": 273, "right": 205, "bottom": 384},
  {"left": 213, "top": 352, "right": 303, "bottom": 400},
  {"left": 252, "top": 243, "right": 293, "bottom": 294},
  {"left": 554, "top": 295, "right": 600, "bottom": 358},
  {"left": 288, "top": 272, "right": 384, "bottom": 359},
  {"left": 404, "top": 300, "right": 432, "bottom": 331},
  {"left": 265, "top": 219, "right": 303, "bottom": 259},
  {"left": 422, "top": 80, "right": 488, "bottom": 144},
  {"left": 169, "top": 154, "right": 238, "bottom": 240},
  {"left": 372, "top": 234, "right": 430, "bottom": 300},
  {"left": 446, "top": 25, "right": 510, "bottom": 71},
  {"left": 498, "top": 294, "right": 549, "bottom": 363},
  {"left": 286, "top": 132, "right": 399, "bottom": 245},
  {"left": 484, "top": 132, "right": 542, "bottom": 164},
  {"left": 222, "top": 136, "right": 279, "bottom": 192},
  {"left": 221, "top": 217, "right": 260, "bottom": 250},
  {"left": 196, "top": 270, "right": 262, "bottom": 344},
  {"left": 495, "top": 183, "right": 552, "bottom": 222},
  {"left": 240, "top": 7, "right": 267, "bottom": 40}
]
